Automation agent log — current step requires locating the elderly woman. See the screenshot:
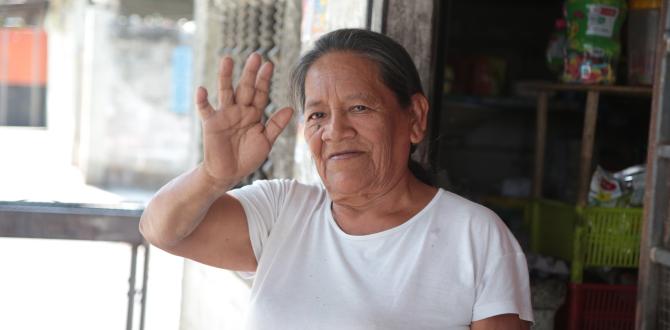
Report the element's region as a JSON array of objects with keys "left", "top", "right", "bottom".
[{"left": 140, "top": 29, "right": 532, "bottom": 329}]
